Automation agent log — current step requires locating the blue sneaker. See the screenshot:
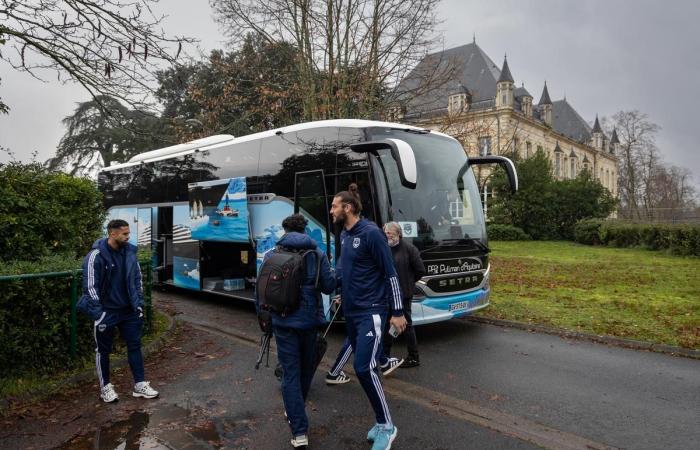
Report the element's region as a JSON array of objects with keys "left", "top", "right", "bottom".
[
  {"left": 371, "top": 425, "right": 397, "bottom": 450},
  {"left": 367, "top": 423, "right": 382, "bottom": 442}
]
